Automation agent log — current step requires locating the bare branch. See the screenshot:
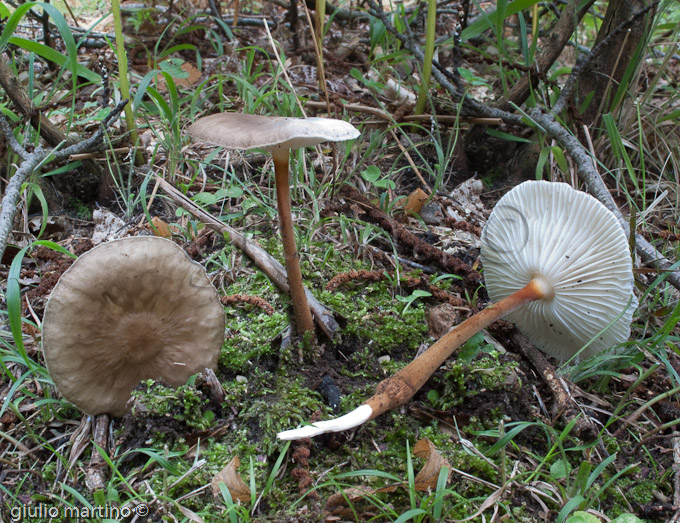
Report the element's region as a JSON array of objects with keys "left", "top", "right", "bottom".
[{"left": 0, "top": 100, "right": 128, "bottom": 262}]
